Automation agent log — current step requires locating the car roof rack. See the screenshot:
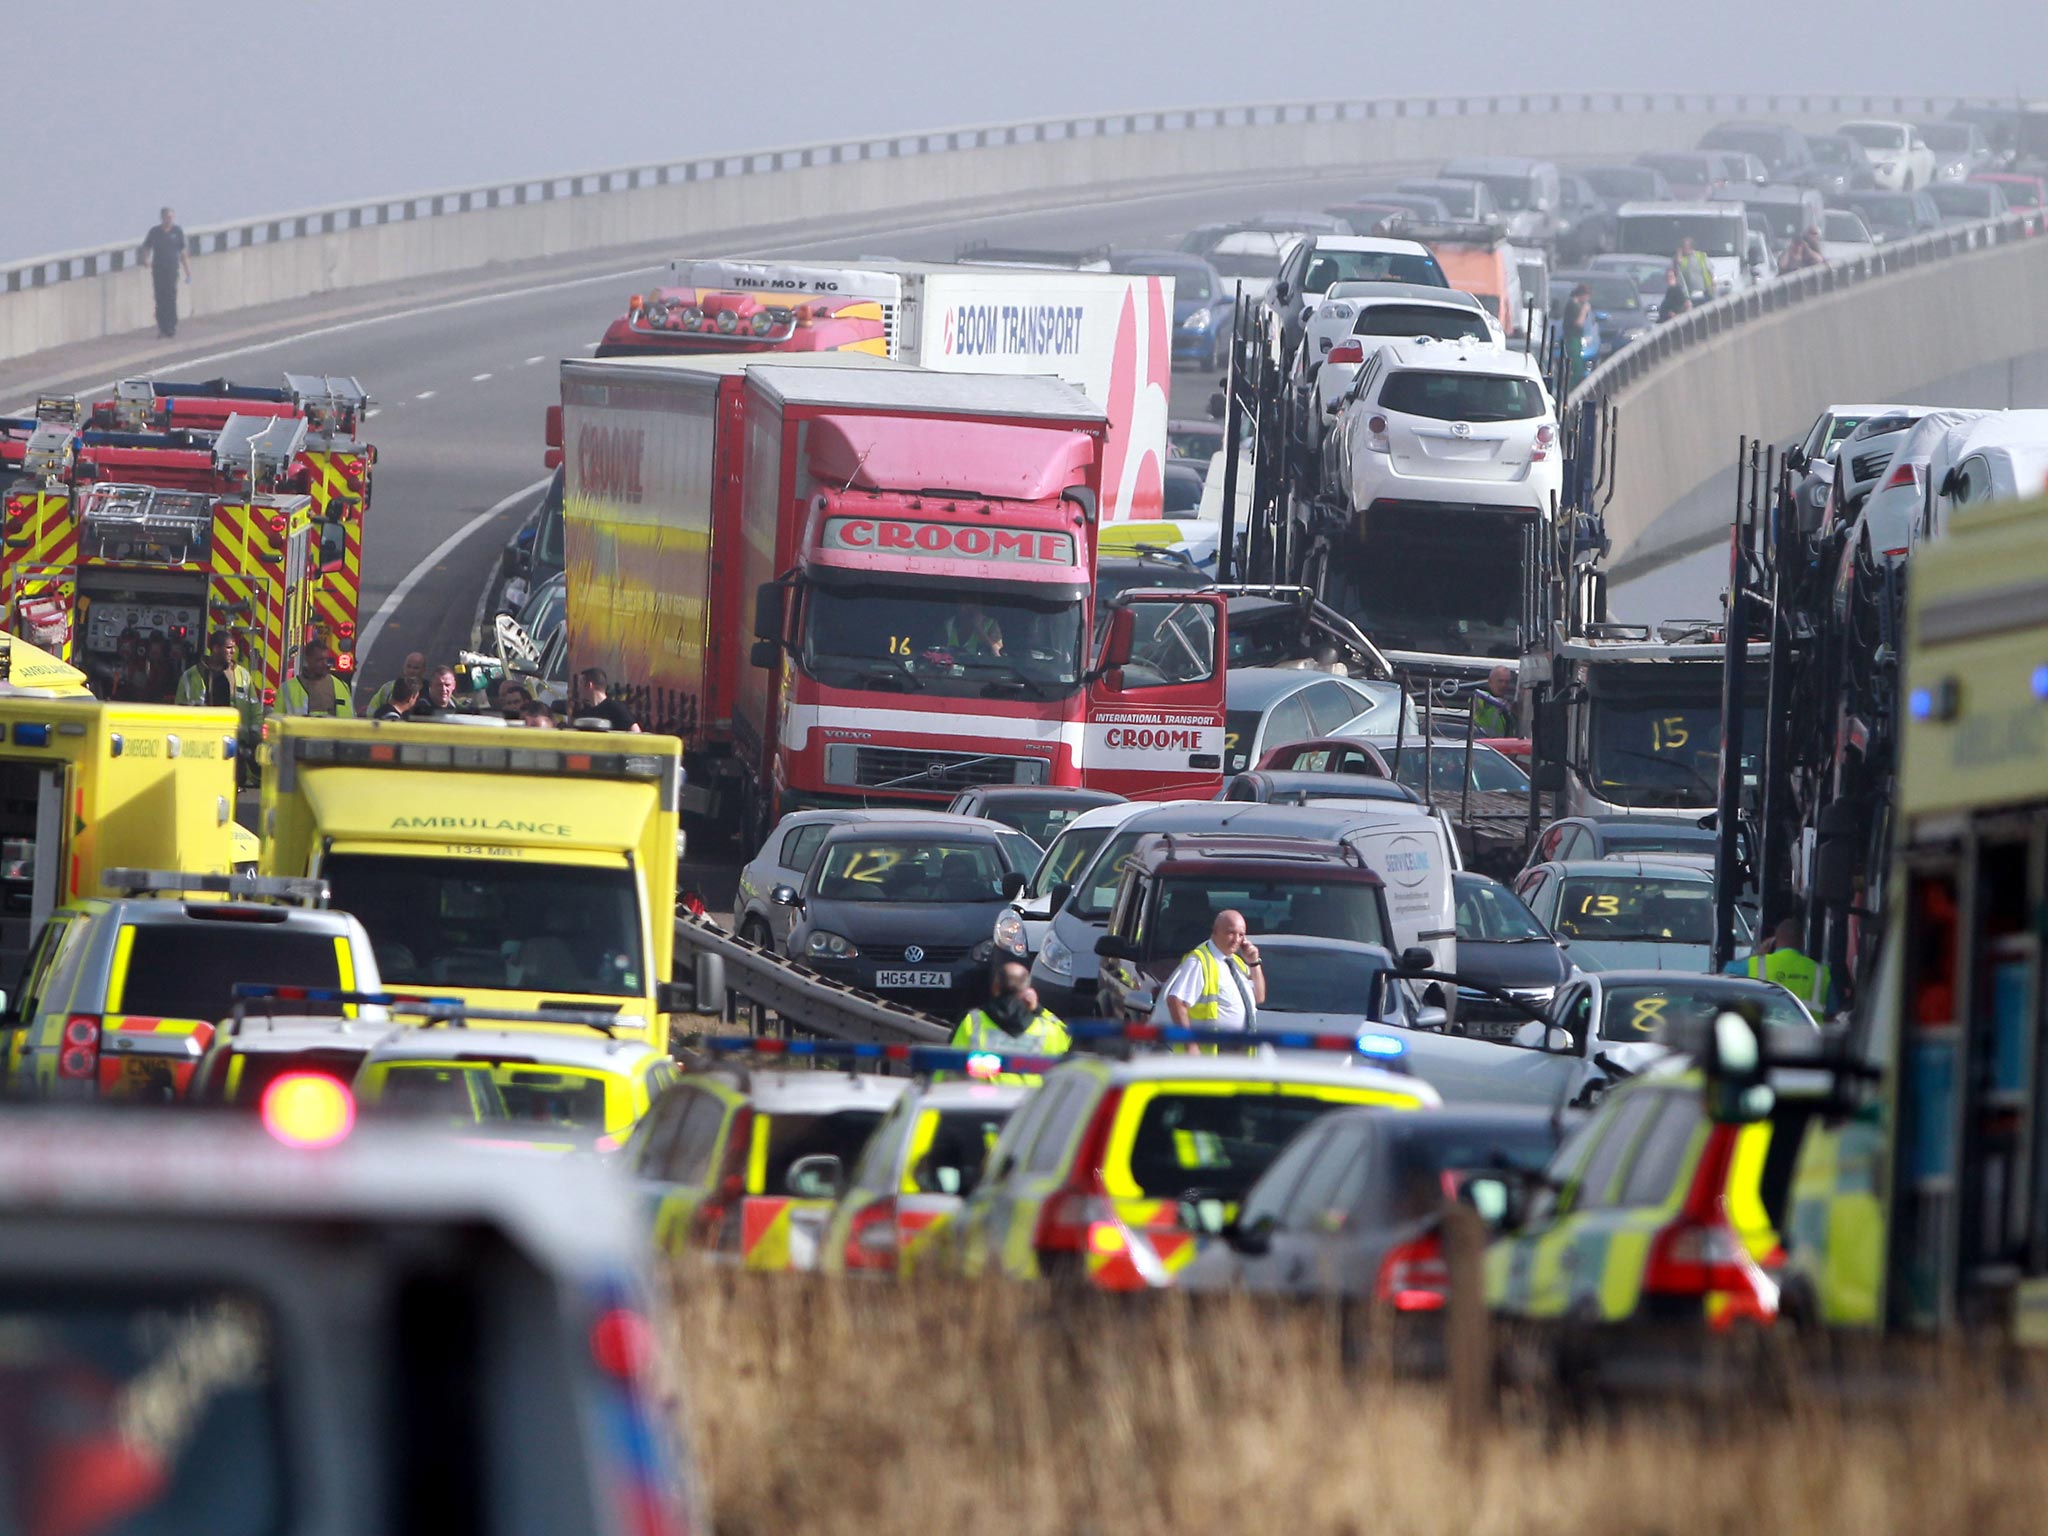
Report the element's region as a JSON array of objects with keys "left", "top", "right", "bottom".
[{"left": 104, "top": 868, "right": 330, "bottom": 906}]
